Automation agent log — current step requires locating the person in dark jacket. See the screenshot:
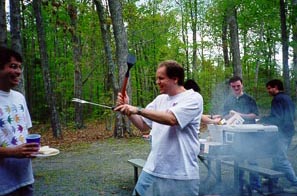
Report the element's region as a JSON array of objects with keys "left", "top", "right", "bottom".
[
  {"left": 223, "top": 76, "right": 260, "bottom": 191},
  {"left": 223, "top": 76, "right": 259, "bottom": 124},
  {"left": 259, "top": 79, "right": 297, "bottom": 193}
]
